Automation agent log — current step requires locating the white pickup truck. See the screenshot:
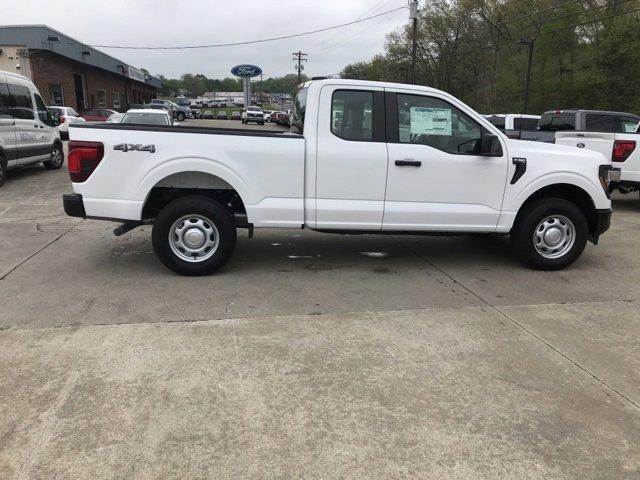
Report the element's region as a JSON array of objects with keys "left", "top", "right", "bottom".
[
  {"left": 64, "top": 79, "right": 619, "bottom": 275},
  {"left": 556, "top": 128, "right": 640, "bottom": 196}
]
